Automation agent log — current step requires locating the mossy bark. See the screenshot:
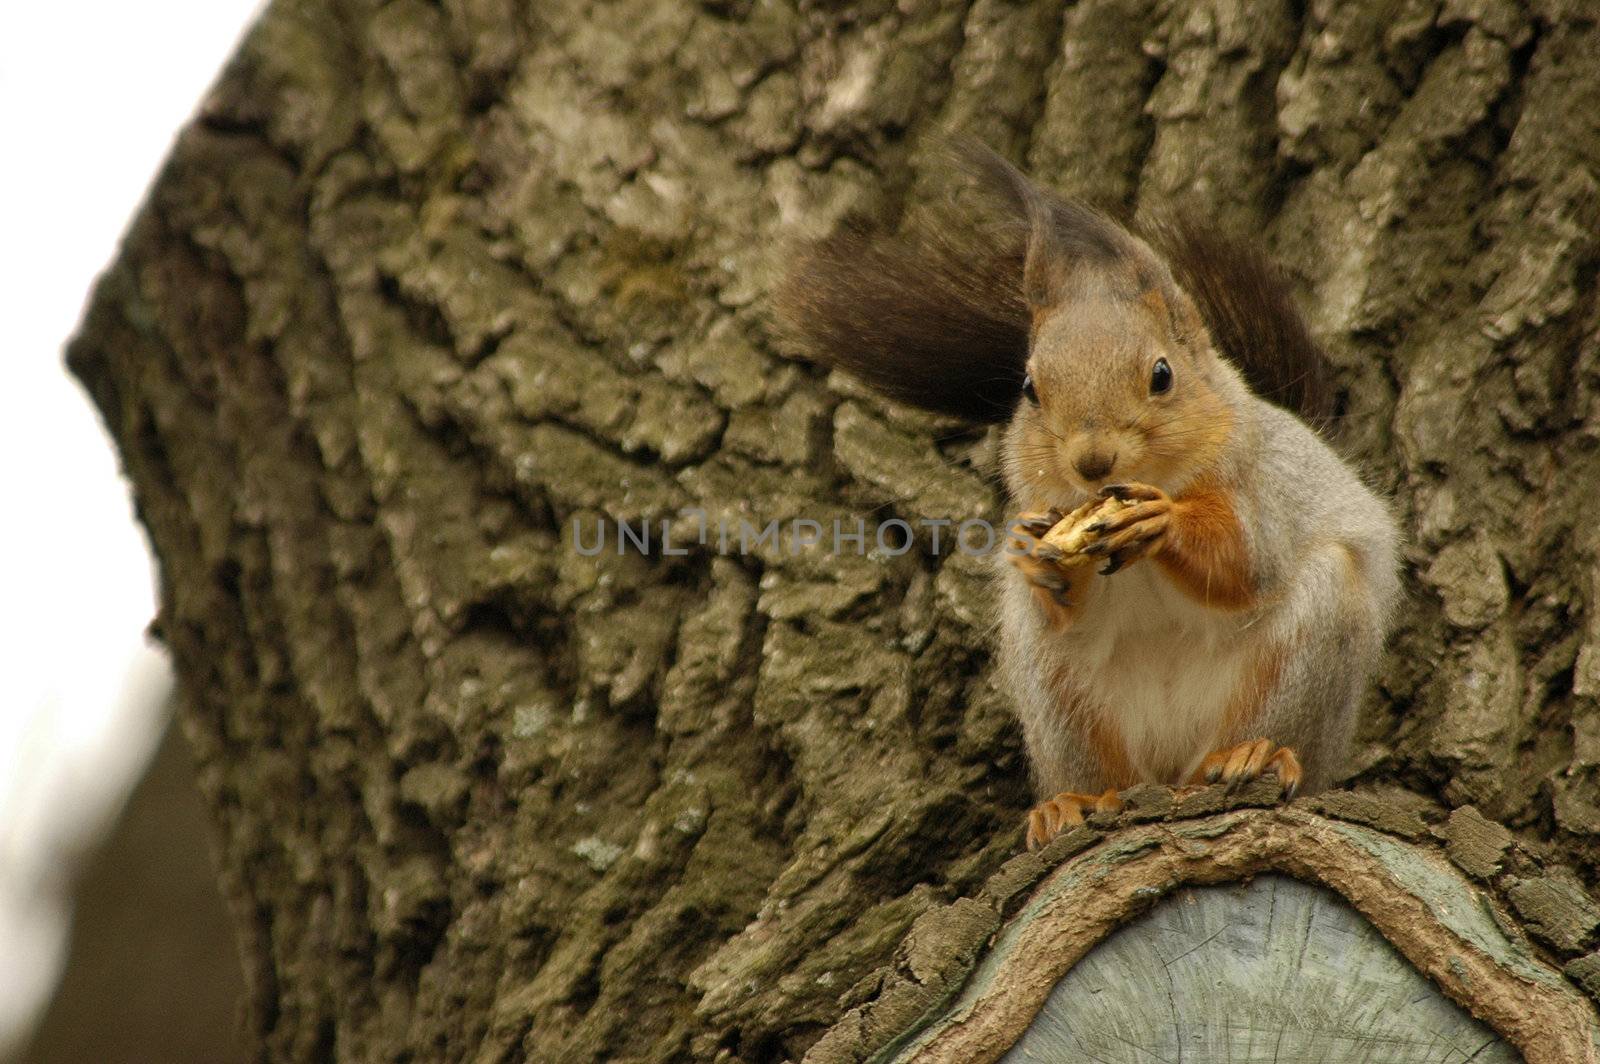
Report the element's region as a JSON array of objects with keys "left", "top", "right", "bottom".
[{"left": 67, "top": 0, "right": 1600, "bottom": 1060}]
